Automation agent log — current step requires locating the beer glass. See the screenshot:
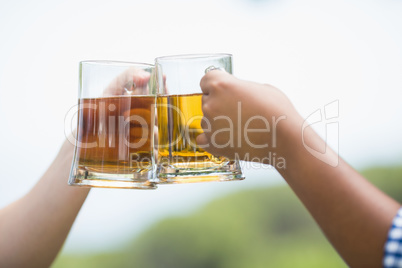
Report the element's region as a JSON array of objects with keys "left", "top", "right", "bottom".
[
  {"left": 155, "top": 54, "right": 244, "bottom": 183},
  {"left": 69, "top": 61, "right": 157, "bottom": 189}
]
